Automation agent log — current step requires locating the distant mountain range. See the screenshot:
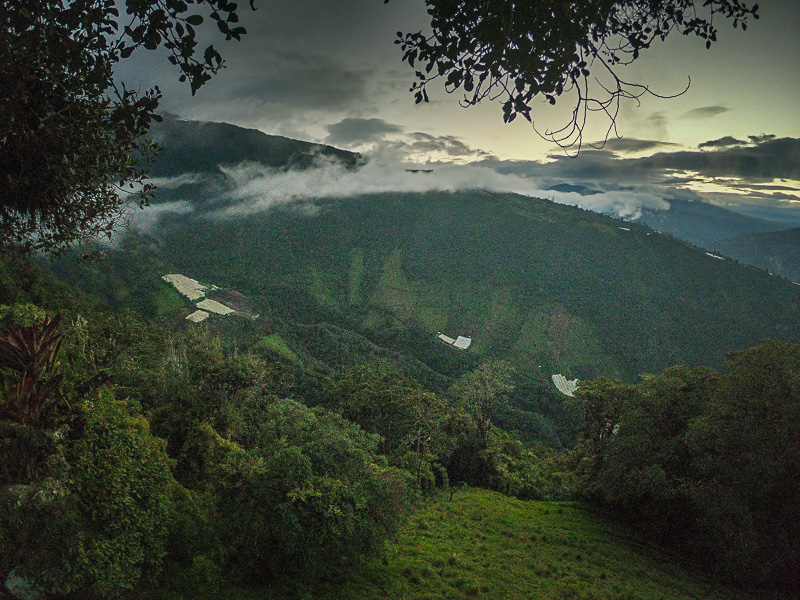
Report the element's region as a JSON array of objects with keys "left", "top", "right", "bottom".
[
  {"left": 633, "top": 198, "right": 798, "bottom": 247},
  {"left": 710, "top": 227, "right": 800, "bottom": 283},
  {"left": 547, "top": 184, "right": 798, "bottom": 248}
]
